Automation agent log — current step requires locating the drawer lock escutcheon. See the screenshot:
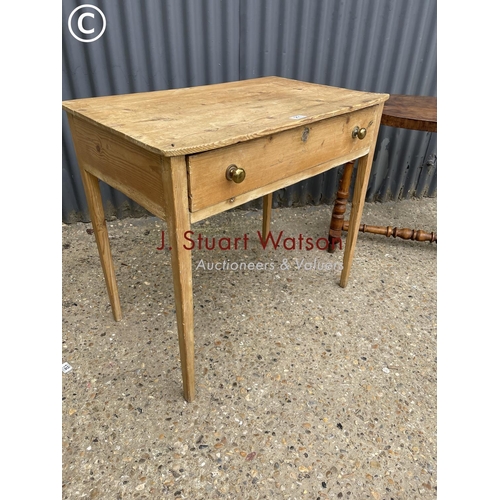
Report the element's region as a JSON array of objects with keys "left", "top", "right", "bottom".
[
  {"left": 226, "top": 164, "right": 246, "bottom": 183},
  {"left": 352, "top": 126, "right": 367, "bottom": 140}
]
